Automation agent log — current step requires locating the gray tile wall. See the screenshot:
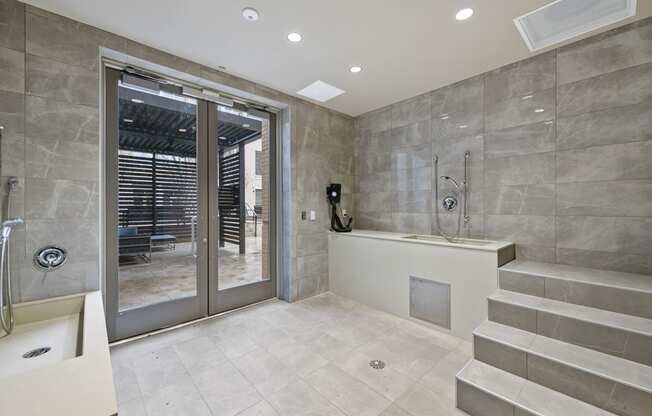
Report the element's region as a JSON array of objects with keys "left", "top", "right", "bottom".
[
  {"left": 354, "top": 18, "right": 652, "bottom": 275},
  {"left": 0, "top": 0, "right": 354, "bottom": 302}
]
